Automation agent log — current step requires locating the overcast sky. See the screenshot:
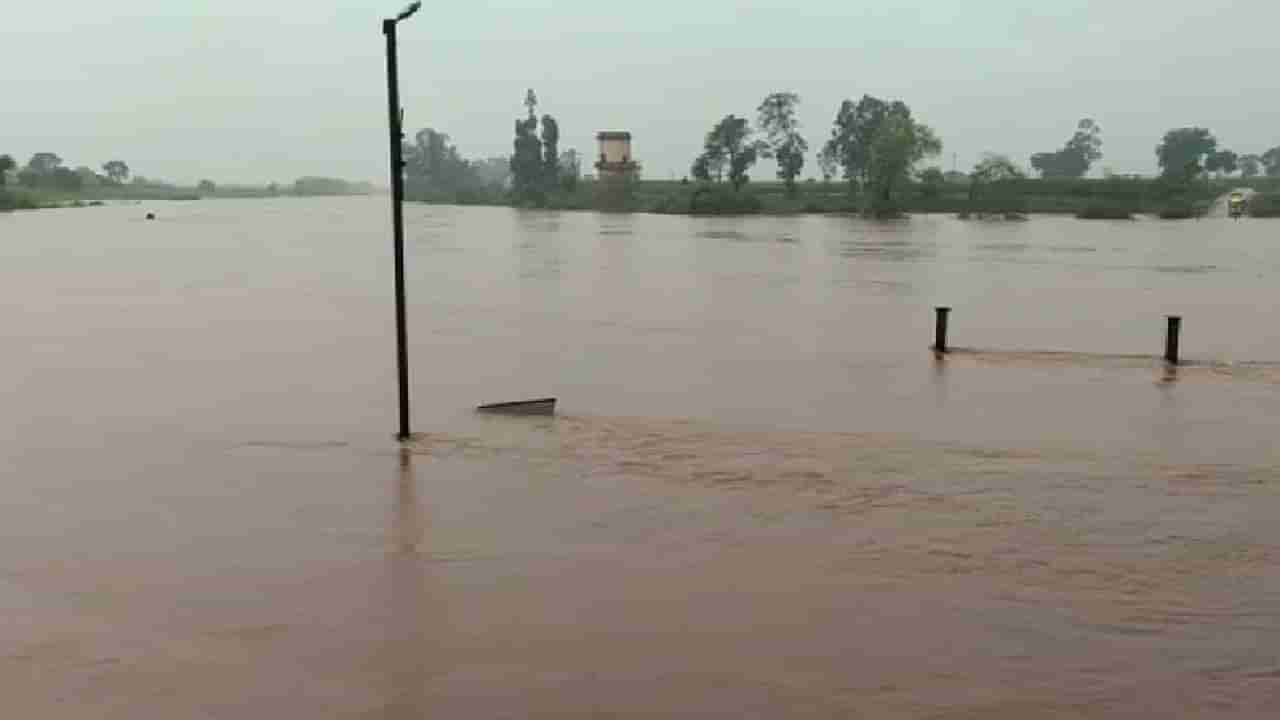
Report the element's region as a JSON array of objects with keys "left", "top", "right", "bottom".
[{"left": 4, "top": 0, "right": 1277, "bottom": 184}]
